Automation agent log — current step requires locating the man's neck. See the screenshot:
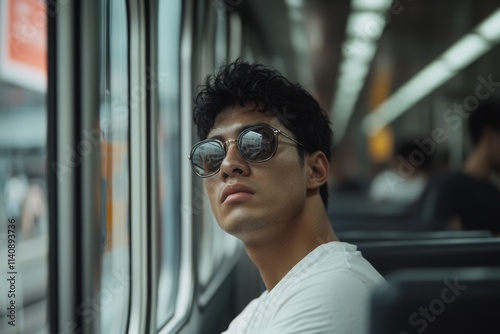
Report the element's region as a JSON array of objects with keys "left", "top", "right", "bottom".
[{"left": 241, "top": 202, "right": 336, "bottom": 291}]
